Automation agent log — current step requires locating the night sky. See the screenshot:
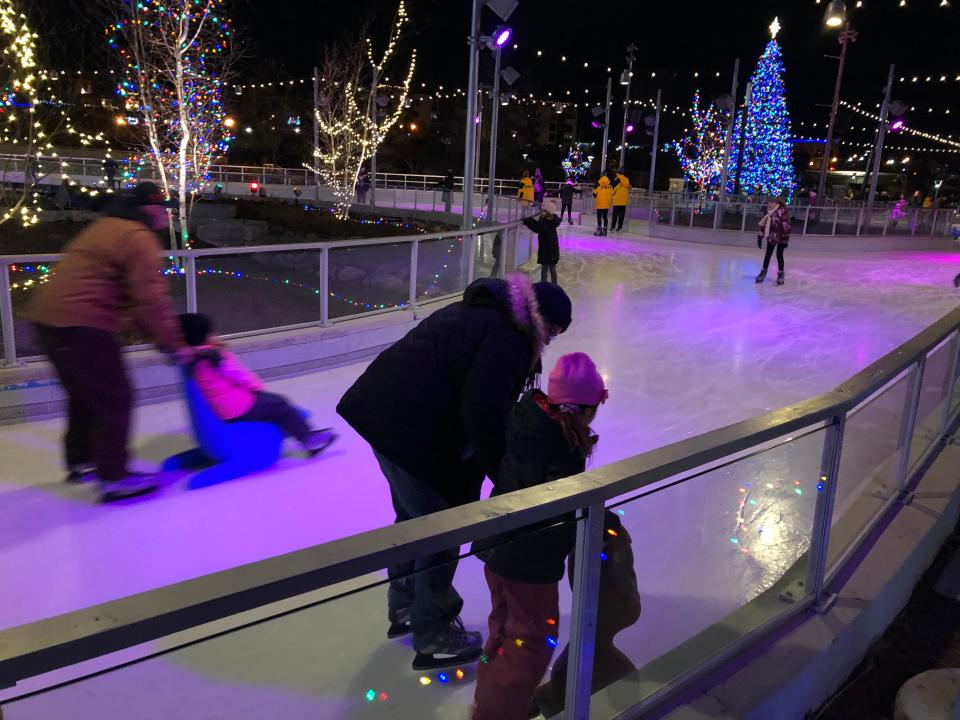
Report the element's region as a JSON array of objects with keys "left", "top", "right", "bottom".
[{"left": 29, "top": 1, "right": 959, "bottom": 130}]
